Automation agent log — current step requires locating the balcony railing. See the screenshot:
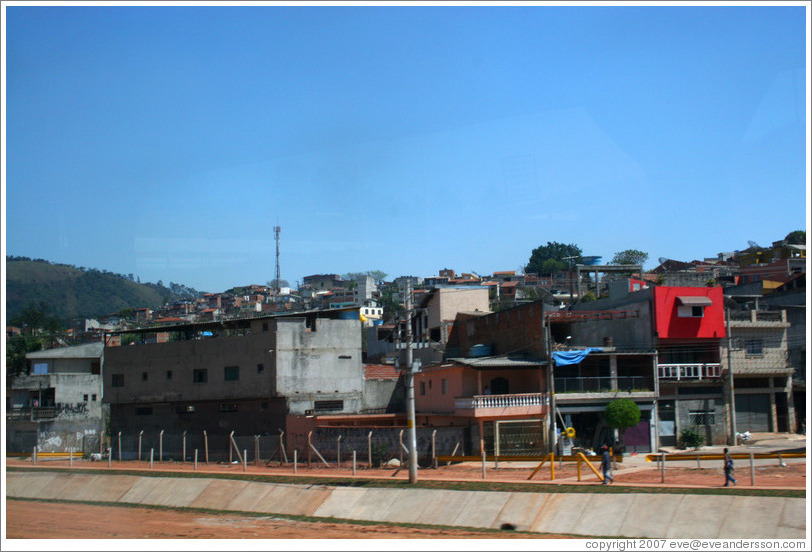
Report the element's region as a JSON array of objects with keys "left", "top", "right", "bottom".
[
  {"left": 6, "top": 407, "right": 58, "bottom": 420},
  {"left": 454, "top": 393, "right": 548, "bottom": 410},
  {"left": 658, "top": 363, "right": 722, "bottom": 381},
  {"left": 554, "top": 376, "right": 654, "bottom": 393}
]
